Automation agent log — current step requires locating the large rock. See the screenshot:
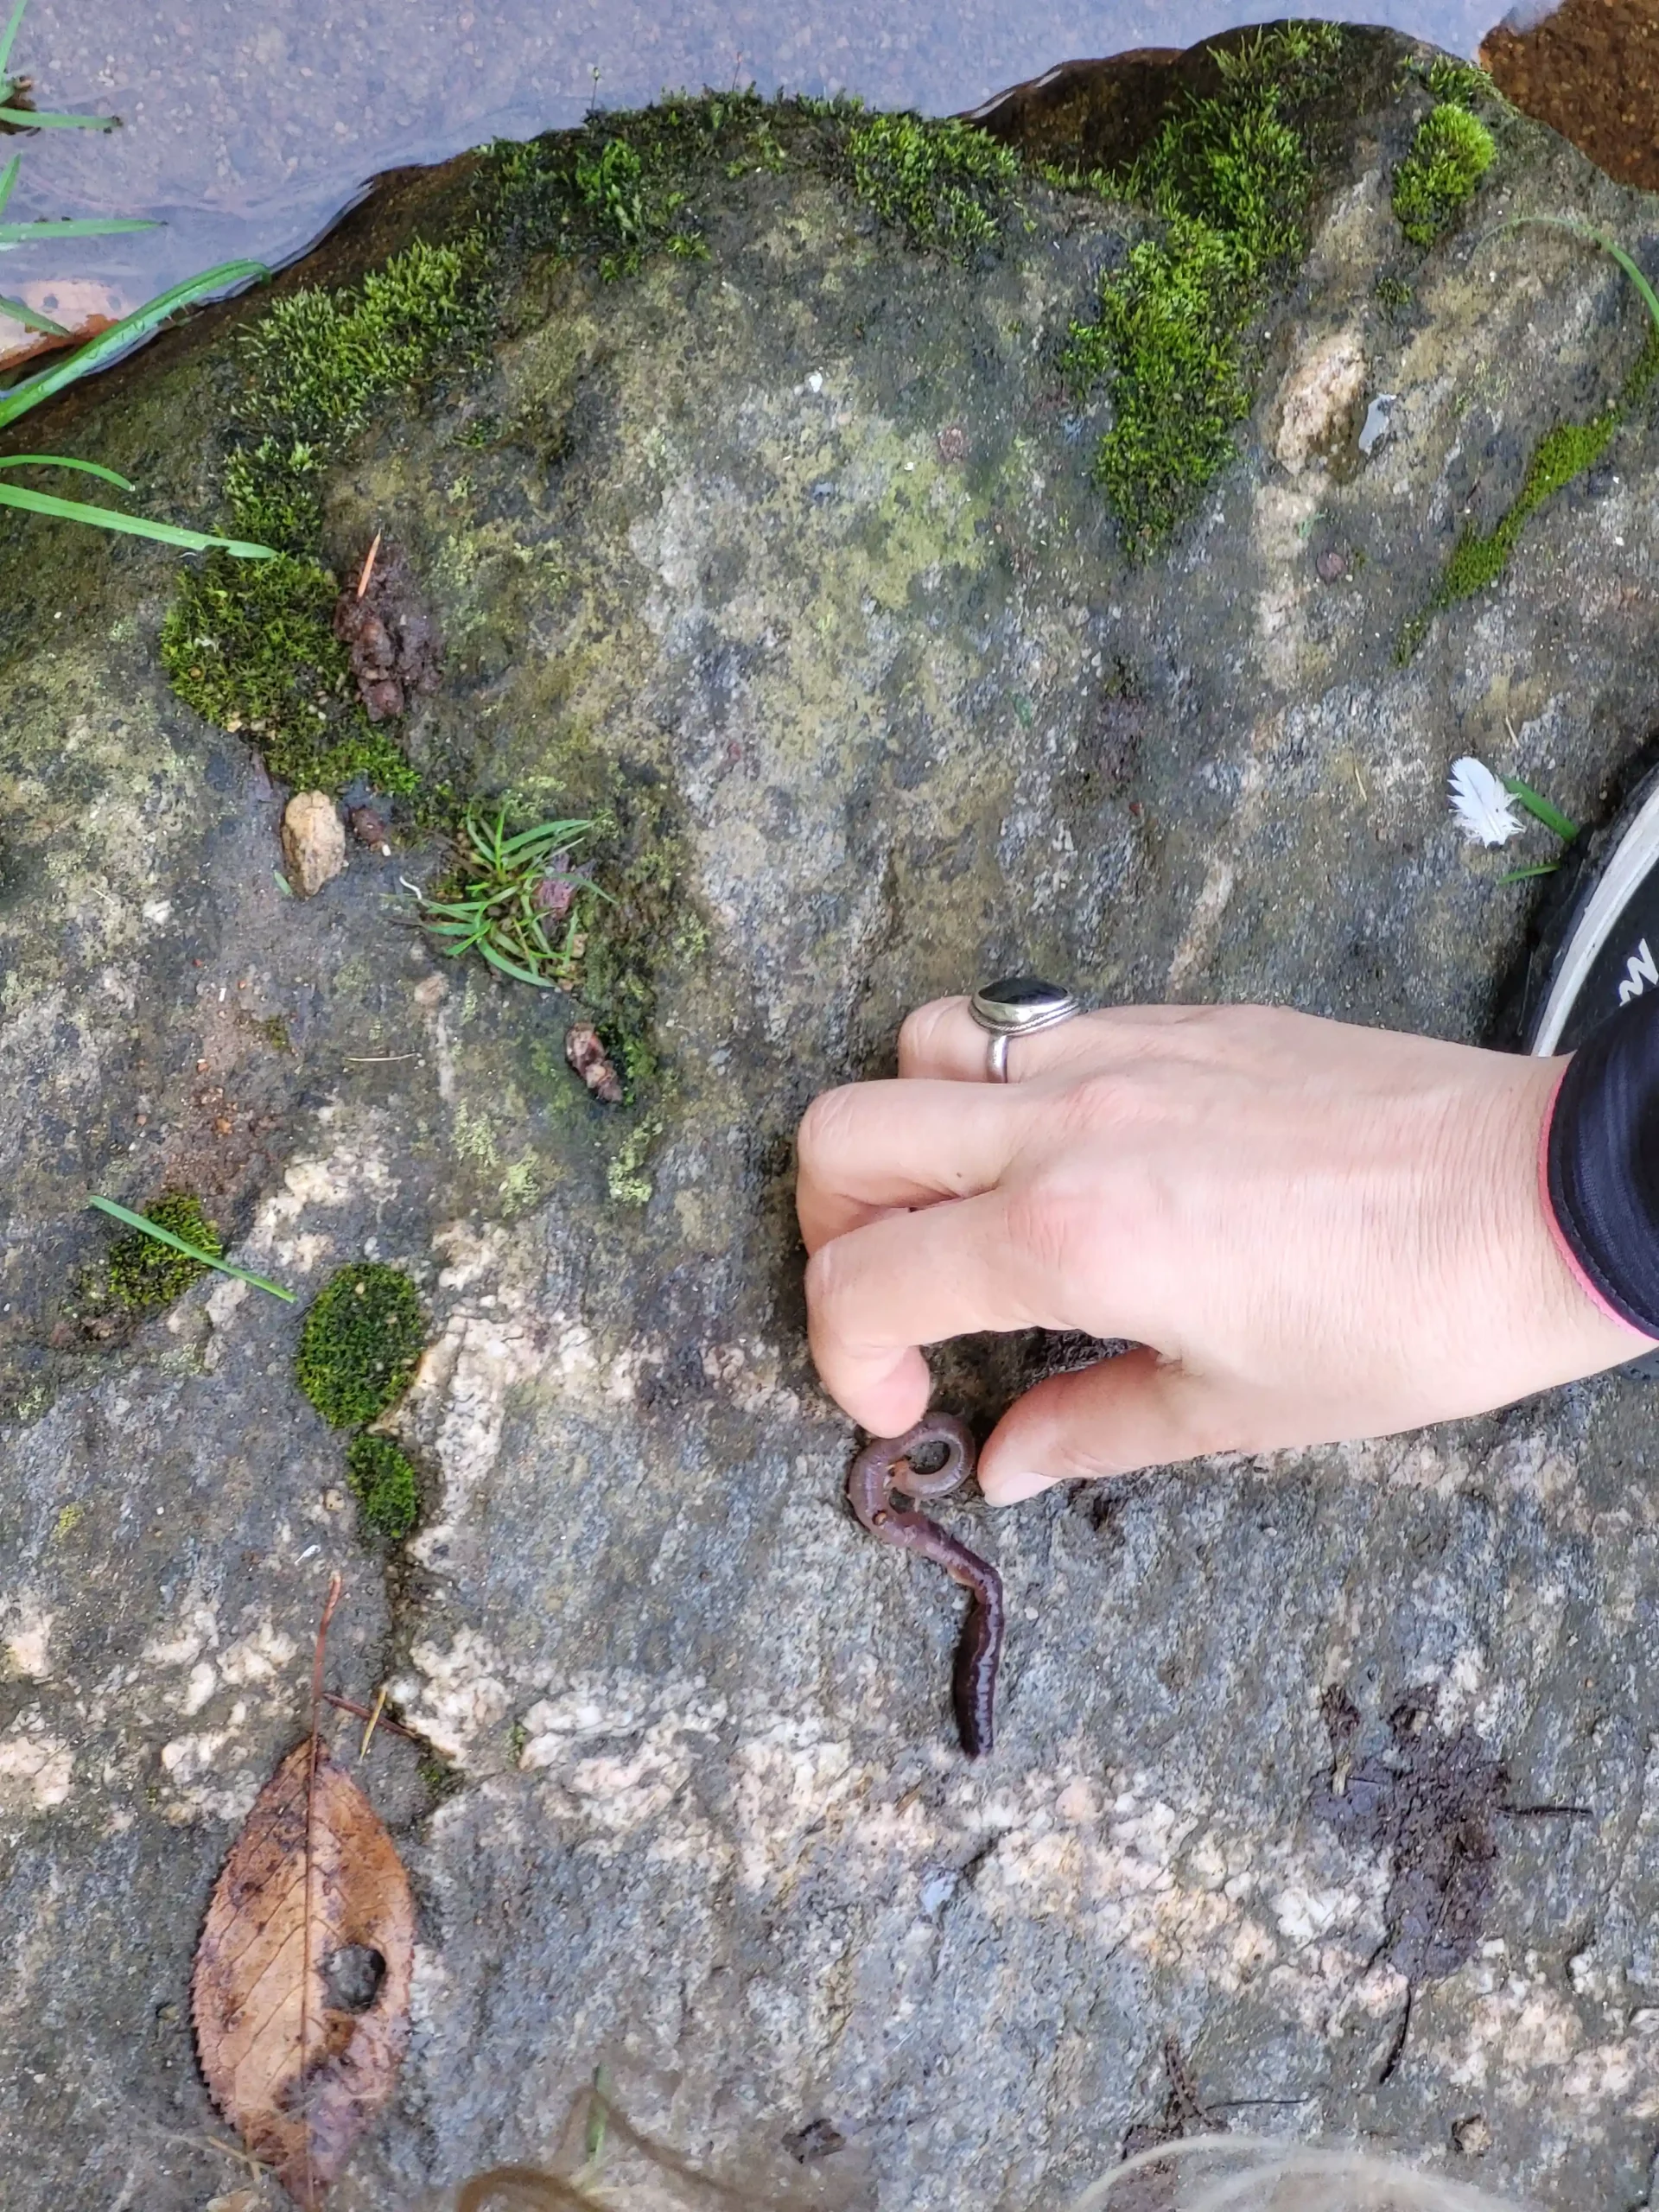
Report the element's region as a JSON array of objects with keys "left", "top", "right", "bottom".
[{"left": 3, "top": 30, "right": 1659, "bottom": 2209}]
